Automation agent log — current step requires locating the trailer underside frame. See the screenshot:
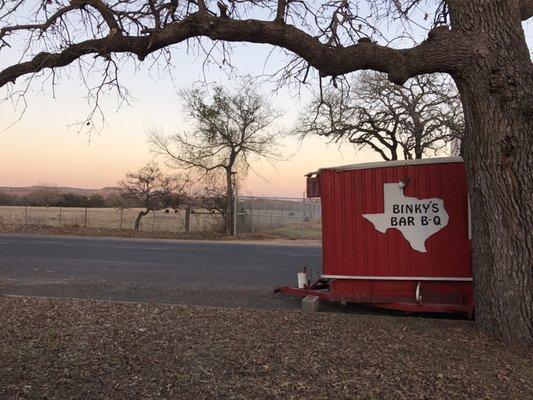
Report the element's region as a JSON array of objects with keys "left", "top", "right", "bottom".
[{"left": 275, "top": 277, "right": 474, "bottom": 318}]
